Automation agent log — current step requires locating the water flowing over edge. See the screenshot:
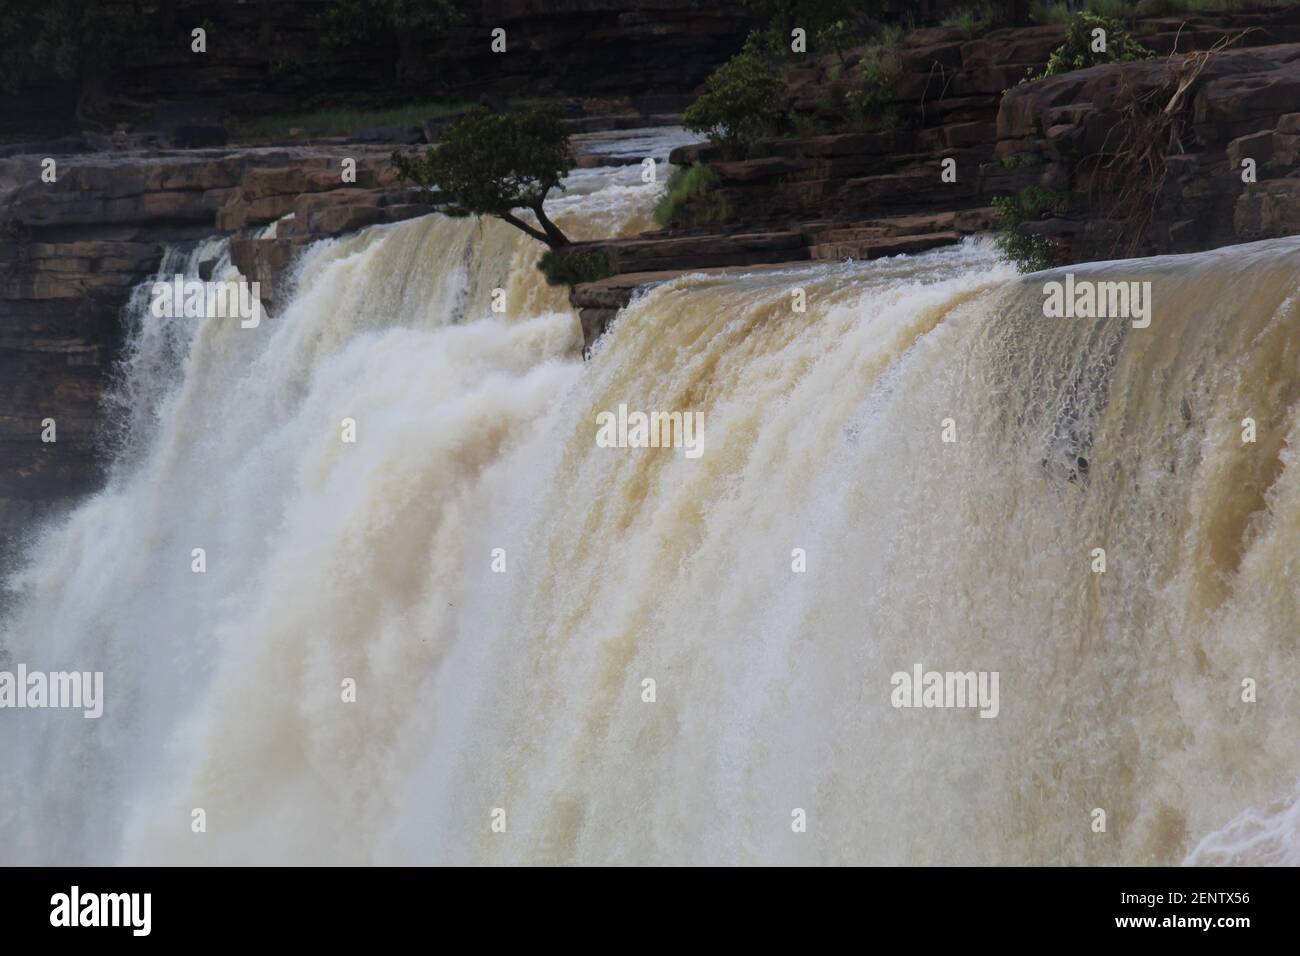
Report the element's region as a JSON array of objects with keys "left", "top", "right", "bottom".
[{"left": 2, "top": 131, "right": 1298, "bottom": 865}]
